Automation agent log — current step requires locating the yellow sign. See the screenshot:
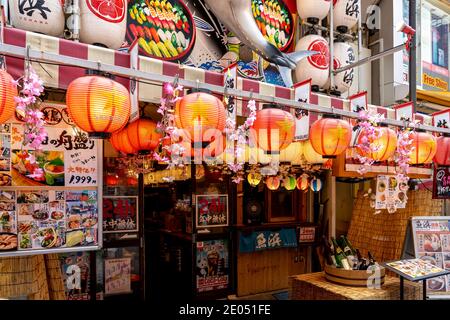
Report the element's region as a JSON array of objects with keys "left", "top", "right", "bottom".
[{"left": 422, "top": 73, "right": 448, "bottom": 91}]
